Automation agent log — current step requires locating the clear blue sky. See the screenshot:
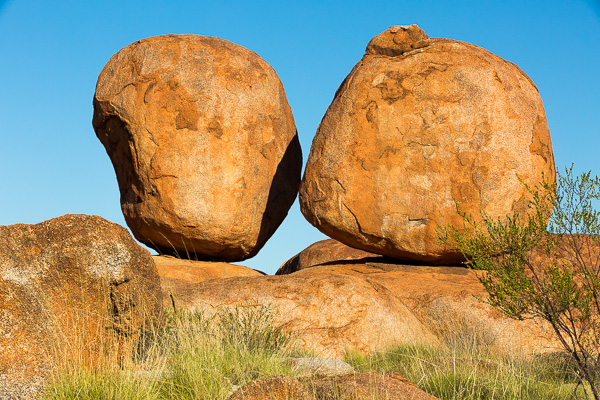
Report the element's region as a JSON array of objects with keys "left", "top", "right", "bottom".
[{"left": 1, "top": 0, "right": 599, "bottom": 274}]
